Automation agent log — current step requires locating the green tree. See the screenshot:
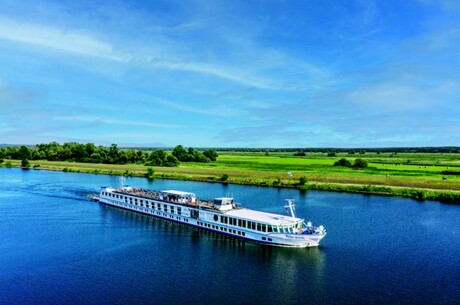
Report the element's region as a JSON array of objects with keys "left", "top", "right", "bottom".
[
  {"left": 353, "top": 158, "right": 368, "bottom": 168},
  {"left": 194, "top": 152, "right": 210, "bottom": 163},
  {"left": 72, "top": 143, "right": 88, "bottom": 161},
  {"left": 117, "top": 150, "right": 129, "bottom": 164},
  {"left": 31, "top": 149, "right": 41, "bottom": 160},
  {"left": 136, "top": 150, "right": 146, "bottom": 163},
  {"left": 220, "top": 174, "right": 229, "bottom": 182},
  {"left": 165, "top": 155, "right": 179, "bottom": 167},
  {"left": 5, "top": 146, "right": 20, "bottom": 159},
  {"left": 172, "top": 145, "right": 188, "bottom": 161},
  {"left": 85, "top": 143, "right": 96, "bottom": 156},
  {"left": 108, "top": 144, "right": 119, "bottom": 163},
  {"left": 147, "top": 149, "right": 167, "bottom": 165},
  {"left": 90, "top": 152, "right": 102, "bottom": 163},
  {"left": 203, "top": 149, "right": 218, "bottom": 161},
  {"left": 97, "top": 146, "right": 109, "bottom": 162},
  {"left": 19, "top": 145, "right": 31, "bottom": 160}
]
